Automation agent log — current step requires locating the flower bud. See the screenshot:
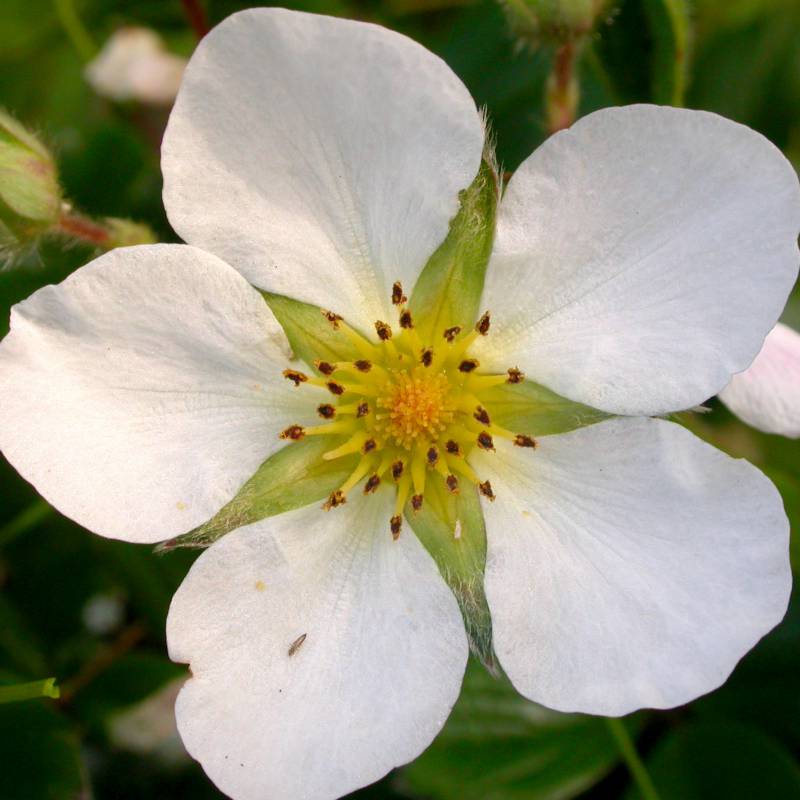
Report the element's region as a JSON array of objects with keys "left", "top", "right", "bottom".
[
  {"left": 103, "top": 217, "right": 158, "bottom": 248},
  {"left": 0, "top": 110, "right": 61, "bottom": 252},
  {"left": 85, "top": 28, "right": 187, "bottom": 106},
  {"left": 502, "top": 0, "right": 610, "bottom": 45}
]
